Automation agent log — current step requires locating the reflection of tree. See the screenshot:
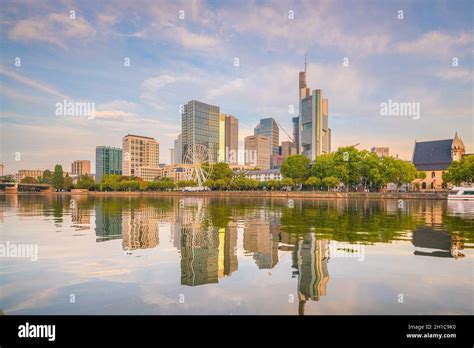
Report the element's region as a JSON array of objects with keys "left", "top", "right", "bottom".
[
  {"left": 291, "top": 233, "right": 330, "bottom": 315},
  {"left": 280, "top": 200, "right": 419, "bottom": 244}
]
